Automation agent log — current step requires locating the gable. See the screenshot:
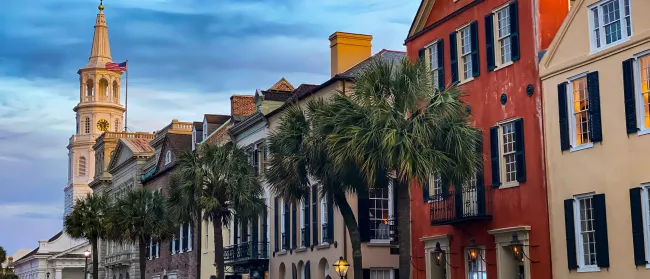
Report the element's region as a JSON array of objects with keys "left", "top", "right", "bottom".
[
  {"left": 107, "top": 140, "right": 133, "bottom": 171},
  {"left": 408, "top": 0, "right": 436, "bottom": 37},
  {"left": 268, "top": 78, "right": 294, "bottom": 92},
  {"left": 540, "top": 0, "right": 590, "bottom": 74}
]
